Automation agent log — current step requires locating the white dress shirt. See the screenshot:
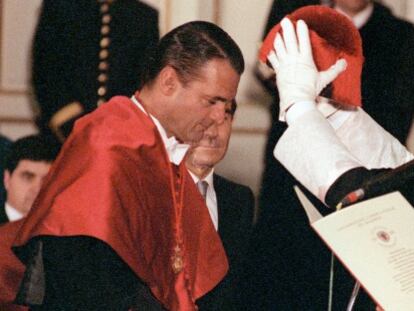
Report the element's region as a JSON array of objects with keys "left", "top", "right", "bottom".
[
  {"left": 131, "top": 96, "right": 218, "bottom": 228},
  {"left": 188, "top": 170, "right": 219, "bottom": 231},
  {"left": 5, "top": 202, "right": 25, "bottom": 222}
]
